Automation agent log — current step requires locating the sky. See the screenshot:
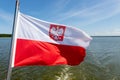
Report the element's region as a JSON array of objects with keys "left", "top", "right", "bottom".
[{"left": 0, "top": 0, "right": 120, "bottom": 36}]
